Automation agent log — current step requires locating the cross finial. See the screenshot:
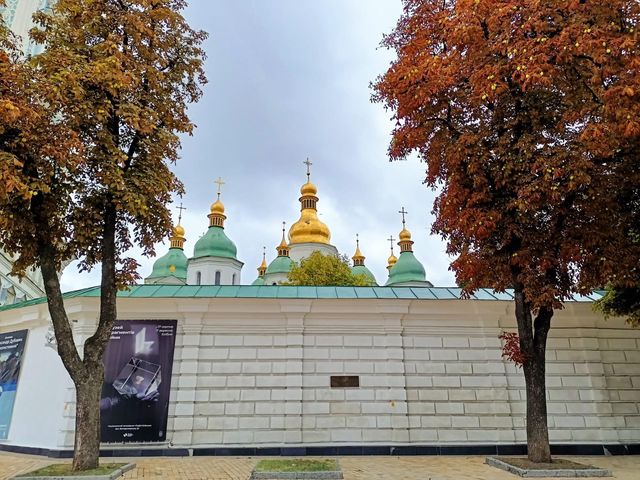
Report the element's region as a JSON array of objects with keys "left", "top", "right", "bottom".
[
  {"left": 214, "top": 177, "right": 225, "bottom": 199},
  {"left": 388, "top": 235, "right": 396, "bottom": 254},
  {"left": 356, "top": 233, "right": 360, "bottom": 248},
  {"left": 282, "top": 221, "right": 286, "bottom": 237},
  {"left": 303, "top": 157, "right": 312, "bottom": 181},
  {"left": 176, "top": 203, "right": 186, "bottom": 224},
  {"left": 262, "top": 246, "right": 266, "bottom": 260},
  {"left": 398, "top": 207, "right": 408, "bottom": 228}
]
